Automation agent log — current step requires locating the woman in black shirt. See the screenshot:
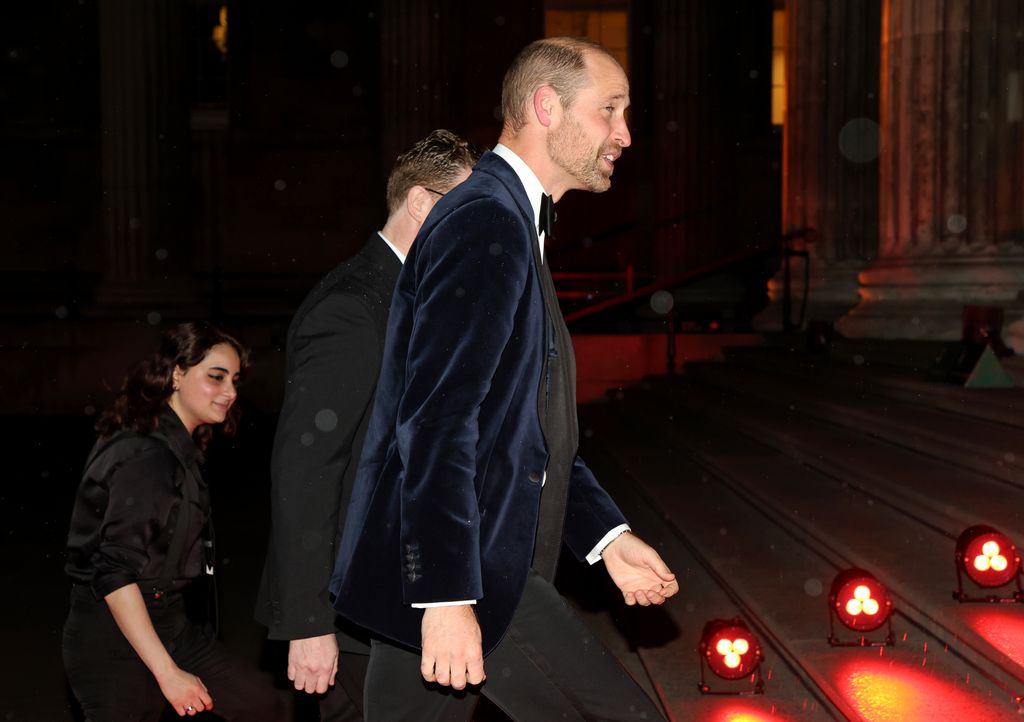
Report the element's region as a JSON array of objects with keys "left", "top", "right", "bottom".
[{"left": 63, "top": 322, "right": 286, "bottom": 721}]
